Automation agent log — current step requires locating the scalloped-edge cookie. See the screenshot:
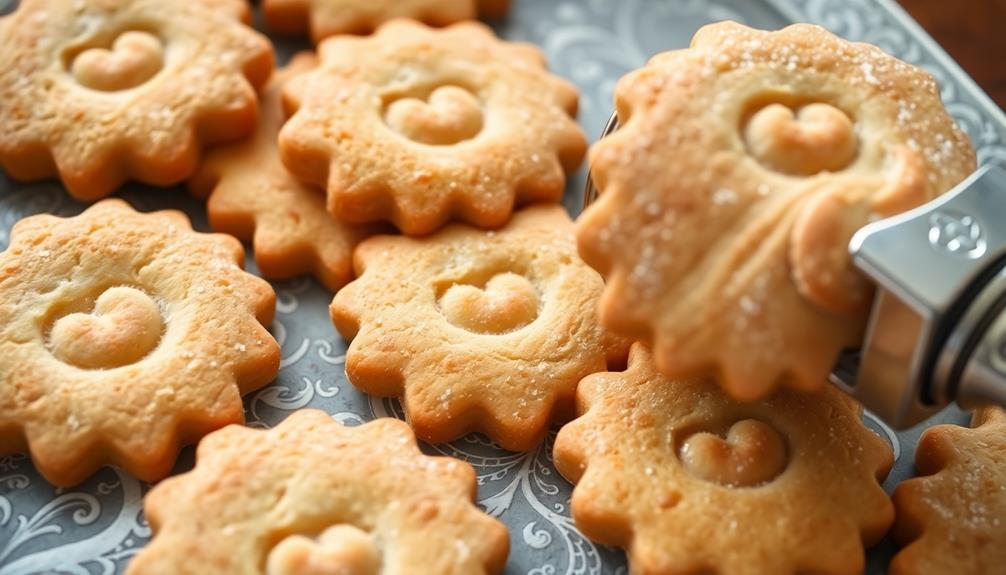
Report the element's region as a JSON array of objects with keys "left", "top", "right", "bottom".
[
  {"left": 127, "top": 410, "right": 509, "bottom": 575},
  {"left": 331, "top": 205, "right": 630, "bottom": 451},
  {"left": 280, "top": 19, "right": 585, "bottom": 236},
  {"left": 0, "top": 200, "right": 279, "bottom": 486},
  {"left": 891, "top": 407, "right": 1006, "bottom": 575},
  {"left": 191, "top": 53, "right": 377, "bottom": 292},
  {"left": 0, "top": 0, "right": 274, "bottom": 200},
  {"left": 554, "top": 344, "right": 894, "bottom": 575},
  {"left": 263, "top": 0, "right": 485, "bottom": 43},
  {"left": 578, "top": 21, "right": 976, "bottom": 400}
]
